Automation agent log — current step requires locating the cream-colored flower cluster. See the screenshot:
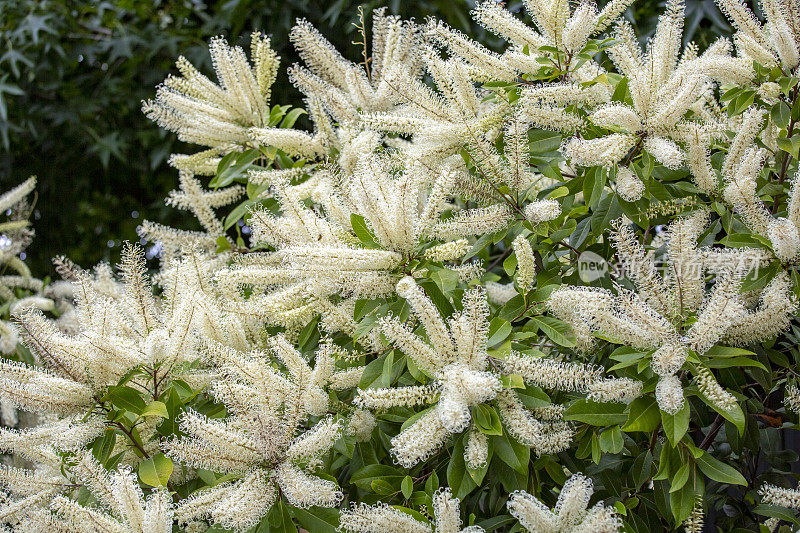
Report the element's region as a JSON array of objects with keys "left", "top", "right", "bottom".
[
  {"left": 165, "top": 335, "right": 364, "bottom": 530},
  {"left": 508, "top": 473, "right": 621, "bottom": 532},
  {"left": 19, "top": 453, "right": 173, "bottom": 533},
  {"left": 550, "top": 213, "right": 795, "bottom": 413},
  {"left": 713, "top": 106, "right": 800, "bottom": 263},
  {"left": 142, "top": 33, "right": 280, "bottom": 157},
  {"left": 4, "top": 0, "right": 800, "bottom": 531},
  {"left": 759, "top": 483, "right": 800, "bottom": 510},
  {"left": 340, "top": 488, "right": 483, "bottom": 533},
  {"left": 0, "top": 179, "right": 75, "bottom": 364},
  {"left": 354, "top": 276, "right": 637, "bottom": 467},
  {"left": 563, "top": 0, "right": 751, "bottom": 173},
  {"left": 716, "top": 0, "right": 800, "bottom": 72},
  {"left": 0, "top": 245, "right": 231, "bottom": 525}
]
